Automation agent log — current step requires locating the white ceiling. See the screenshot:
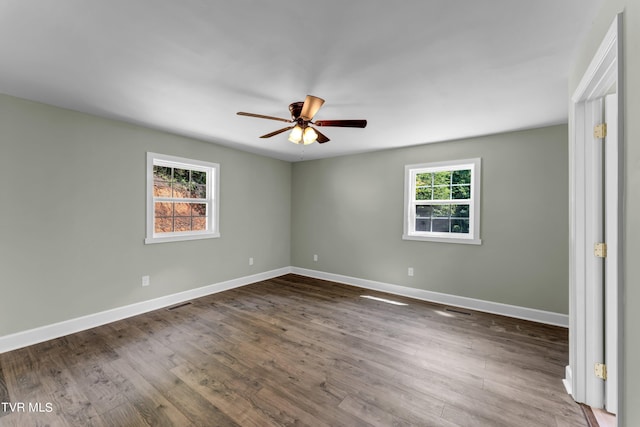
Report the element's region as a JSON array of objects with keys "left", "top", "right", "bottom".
[{"left": 0, "top": 0, "right": 603, "bottom": 162}]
